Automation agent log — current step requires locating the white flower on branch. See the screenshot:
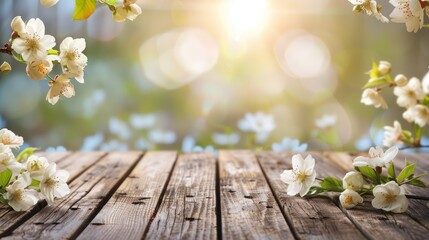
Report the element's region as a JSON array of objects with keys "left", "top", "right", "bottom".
[
  {"left": 26, "top": 55, "right": 59, "bottom": 80},
  {"left": 59, "top": 37, "right": 87, "bottom": 83},
  {"left": 372, "top": 181, "right": 409, "bottom": 213},
  {"left": 11, "top": 18, "right": 56, "bottom": 62},
  {"left": 0, "top": 144, "right": 23, "bottom": 174},
  {"left": 10, "top": 16, "right": 25, "bottom": 34},
  {"left": 353, "top": 146, "right": 398, "bottom": 168},
  {"left": 342, "top": 171, "right": 364, "bottom": 191},
  {"left": 403, "top": 104, "right": 429, "bottom": 127},
  {"left": 361, "top": 88, "right": 387, "bottom": 109},
  {"left": 378, "top": 61, "right": 391, "bottom": 75},
  {"left": 394, "top": 74, "right": 408, "bottom": 87},
  {"left": 0, "top": 128, "right": 24, "bottom": 149},
  {"left": 280, "top": 154, "right": 316, "bottom": 197},
  {"left": 46, "top": 73, "right": 76, "bottom": 105},
  {"left": 393, "top": 77, "right": 424, "bottom": 108},
  {"left": 40, "top": 163, "right": 70, "bottom": 205},
  {"left": 40, "top": 0, "right": 60, "bottom": 8},
  {"left": 113, "top": 0, "right": 142, "bottom": 22},
  {"left": 349, "top": 0, "right": 389, "bottom": 22},
  {"left": 383, "top": 121, "right": 403, "bottom": 147},
  {"left": 422, "top": 70, "right": 429, "bottom": 94},
  {"left": 26, "top": 155, "right": 50, "bottom": 181},
  {"left": 389, "top": 0, "right": 426, "bottom": 33},
  {"left": 3, "top": 173, "right": 40, "bottom": 212},
  {"left": 238, "top": 112, "right": 276, "bottom": 144},
  {"left": 340, "top": 189, "right": 364, "bottom": 209}
]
